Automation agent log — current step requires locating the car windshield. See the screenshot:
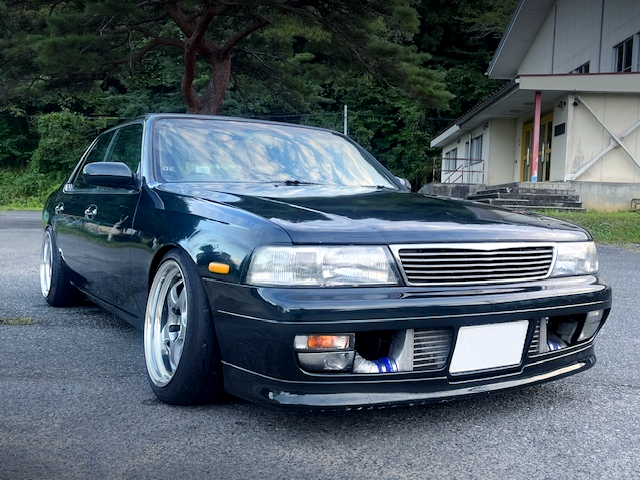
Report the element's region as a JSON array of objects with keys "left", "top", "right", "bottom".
[{"left": 153, "top": 118, "right": 397, "bottom": 188}]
